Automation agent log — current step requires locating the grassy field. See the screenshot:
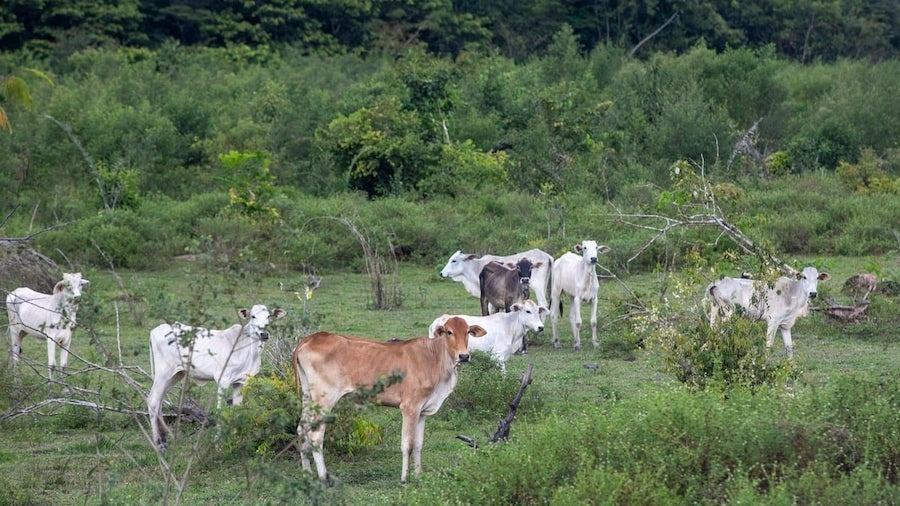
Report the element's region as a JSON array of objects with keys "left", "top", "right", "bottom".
[{"left": 0, "top": 256, "right": 897, "bottom": 504}]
